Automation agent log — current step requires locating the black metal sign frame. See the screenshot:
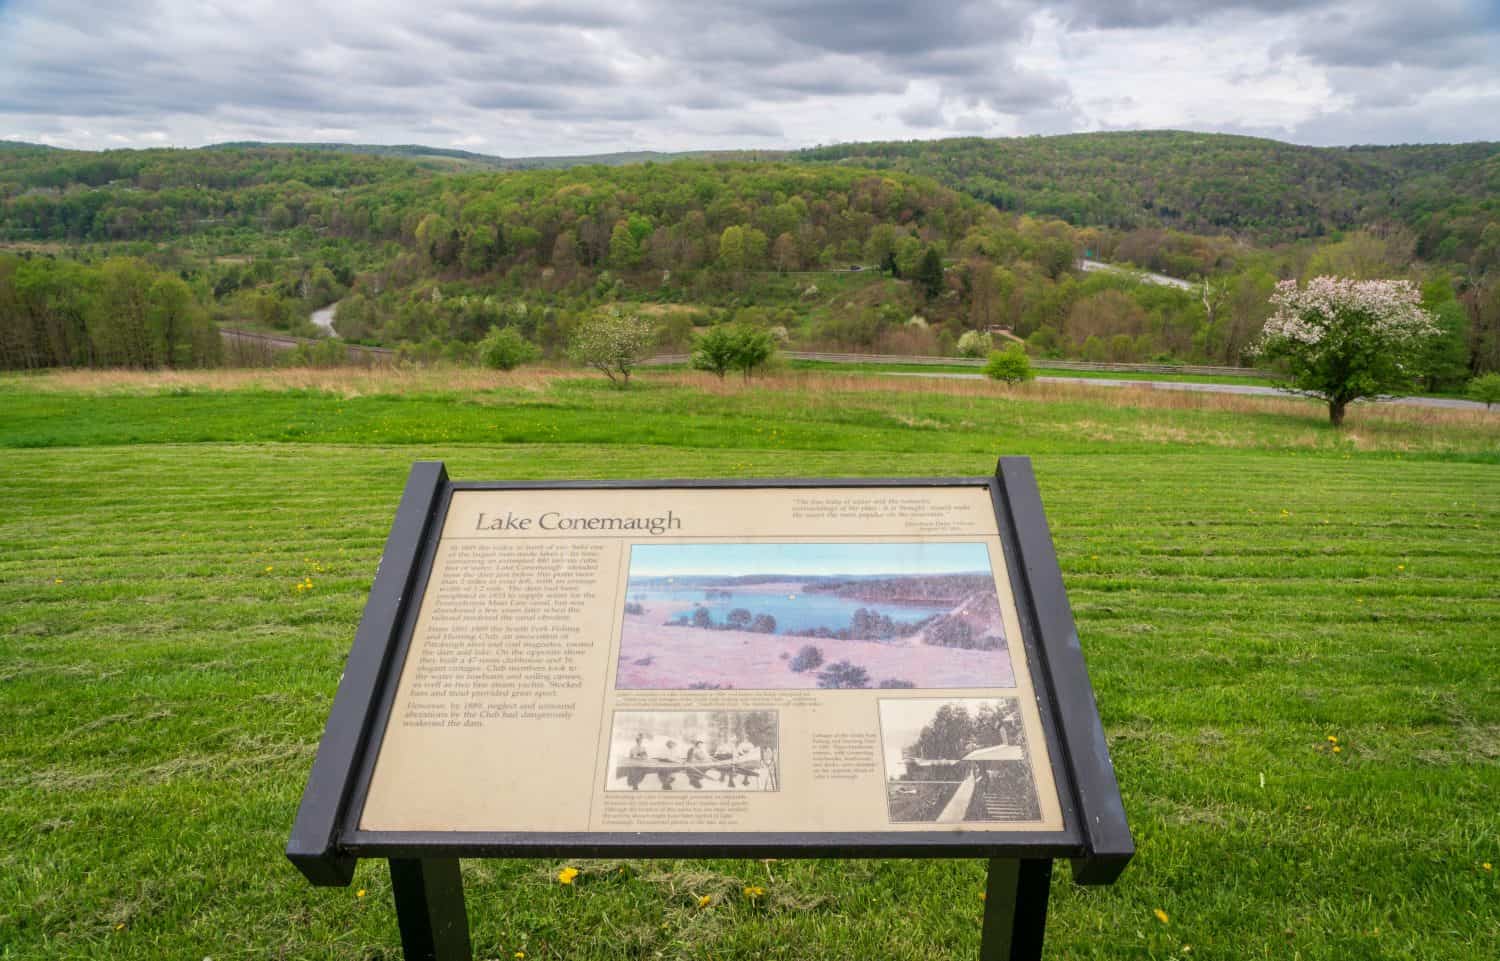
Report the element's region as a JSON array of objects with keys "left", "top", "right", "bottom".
[{"left": 287, "top": 457, "right": 1131, "bottom": 960}]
